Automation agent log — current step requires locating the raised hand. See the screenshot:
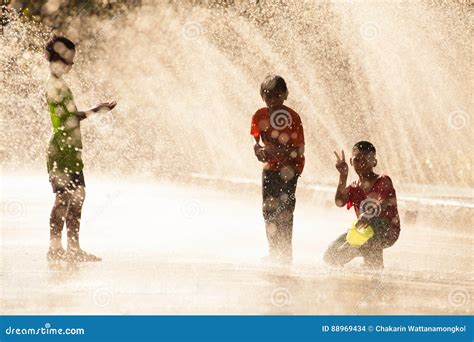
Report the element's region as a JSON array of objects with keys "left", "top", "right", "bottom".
[{"left": 333, "top": 150, "right": 349, "bottom": 176}]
